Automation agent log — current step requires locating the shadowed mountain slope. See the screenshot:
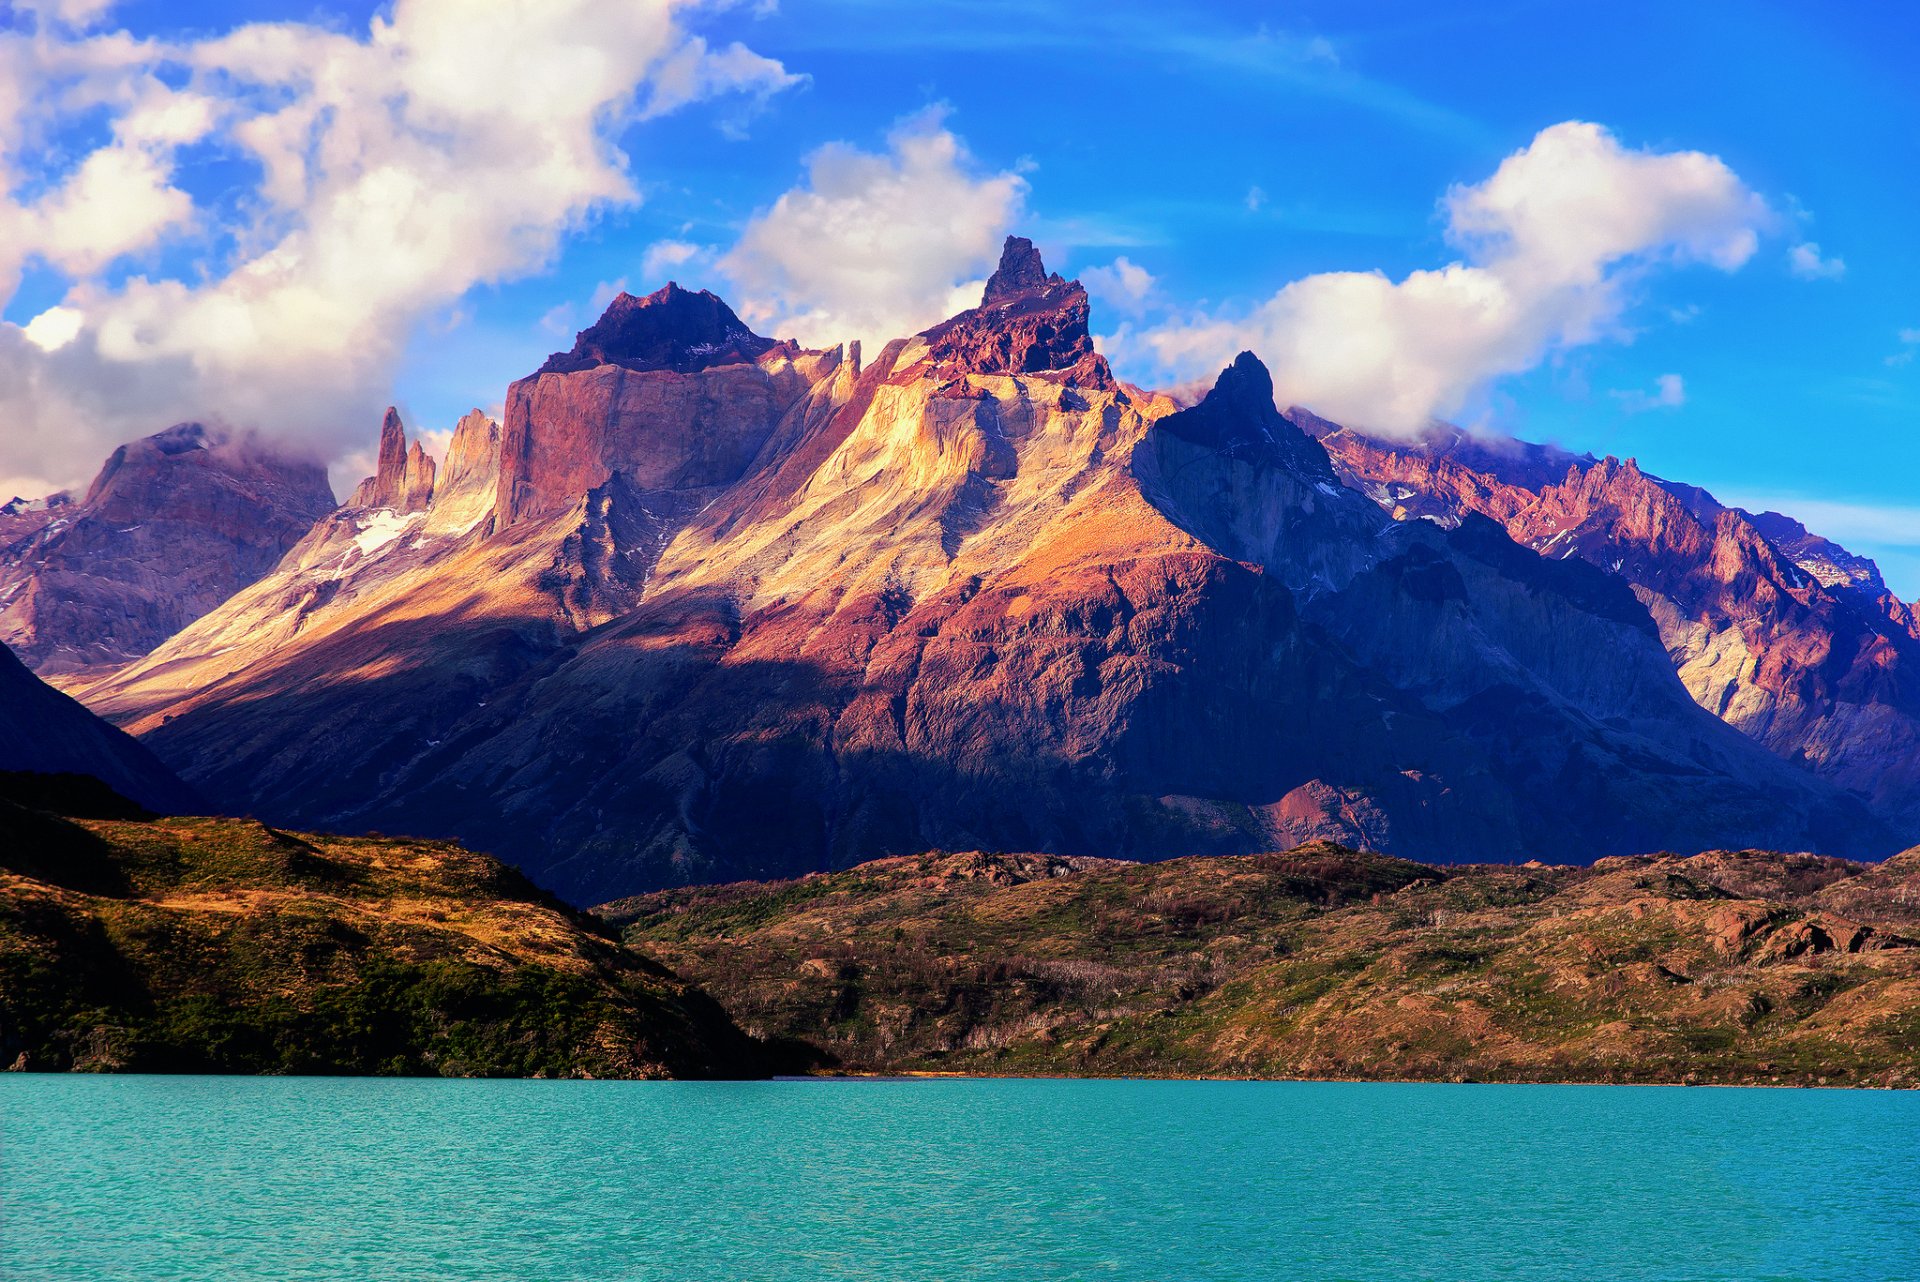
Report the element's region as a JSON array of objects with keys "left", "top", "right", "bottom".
[{"left": 1304, "top": 417, "right": 1920, "bottom": 832}]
